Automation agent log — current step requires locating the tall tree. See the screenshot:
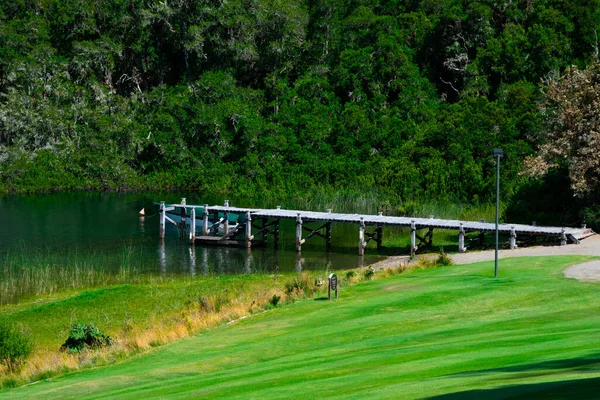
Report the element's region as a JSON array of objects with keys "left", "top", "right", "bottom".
[{"left": 525, "top": 63, "right": 600, "bottom": 198}]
